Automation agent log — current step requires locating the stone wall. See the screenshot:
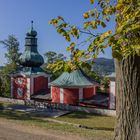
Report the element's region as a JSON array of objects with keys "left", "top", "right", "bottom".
[
  {"left": 0, "top": 97, "right": 116, "bottom": 116},
  {"left": 51, "top": 103, "right": 116, "bottom": 116},
  {"left": 0, "top": 97, "right": 24, "bottom": 104}
]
